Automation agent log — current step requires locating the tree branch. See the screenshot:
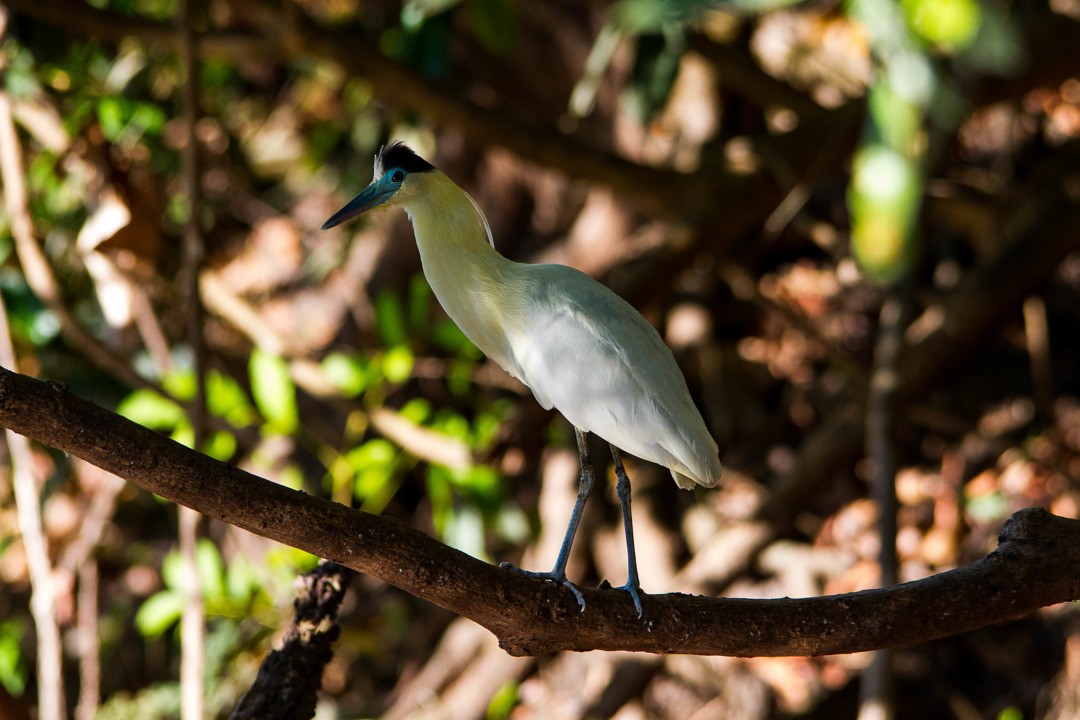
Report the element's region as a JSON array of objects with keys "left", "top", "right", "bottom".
[
  {"left": 230, "top": 562, "right": 354, "bottom": 720},
  {"left": 0, "top": 365, "right": 1077, "bottom": 657}
]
